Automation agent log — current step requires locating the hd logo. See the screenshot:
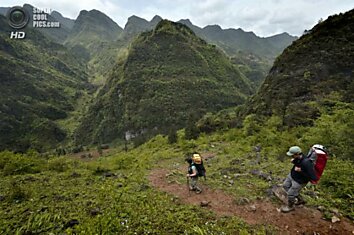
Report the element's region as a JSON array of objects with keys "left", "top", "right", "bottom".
[{"left": 6, "top": 6, "right": 29, "bottom": 39}]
